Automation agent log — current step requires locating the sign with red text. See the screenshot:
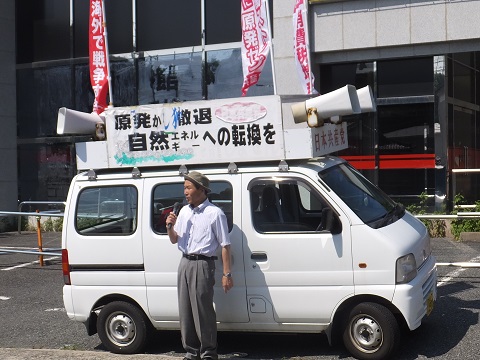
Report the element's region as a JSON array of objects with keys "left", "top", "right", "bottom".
[
  {"left": 294, "top": 0, "right": 316, "bottom": 95},
  {"left": 241, "top": 0, "right": 271, "bottom": 96},
  {"left": 89, "top": 0, "right": 109, "bottom": 114}
]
